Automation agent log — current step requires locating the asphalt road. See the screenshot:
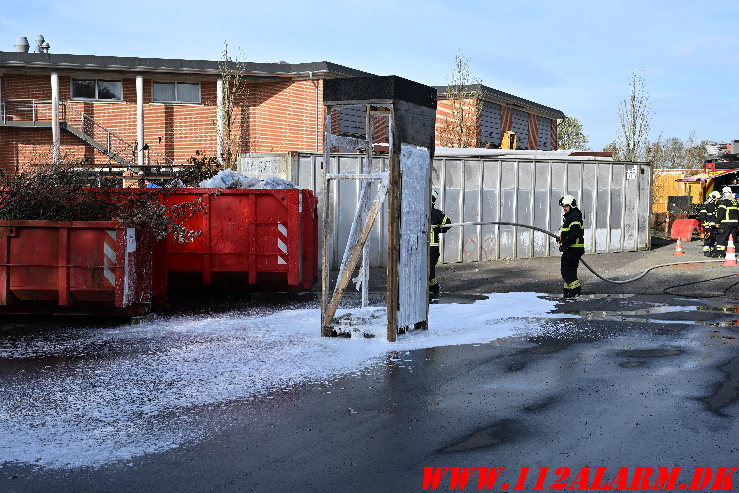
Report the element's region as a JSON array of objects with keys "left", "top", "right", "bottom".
[{"left": 0, "top": 238, "right": 737, "bottom": 493}]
